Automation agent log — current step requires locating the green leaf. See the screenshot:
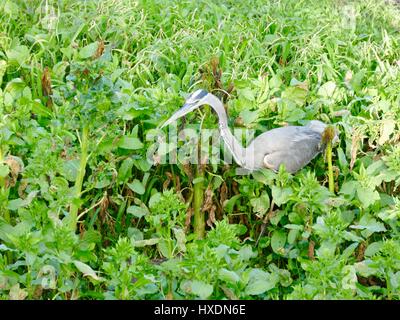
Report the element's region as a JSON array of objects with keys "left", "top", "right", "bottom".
[
  {"left": 4, "top": 1, "right": 20, "bottom": 16},
  {"left": 128, "top": 227, "right": 143, "bottom": 241},
  {"left": 250, "top": 192, "right": 270, "bottom": 215},
  {"left": 127, "top": 205, "right": 148, "bottom": 218},
  {"left": 378, "top": 119, "right": 396, "bottom": 146},
  {"left": 317, "top": 81, "right": 336, "bottom": 98},
  {"left": 271, "top": 186, "right": 292, "bottom": 206},
  {"left": 173, "top": 227, "right": 186, "bottom": 252},
  {"left": 223, "top": 194, "right": 241, "bottom": 214},
  {"left": 62, "top": 159, "right": 80, "bottom": 182},
  {"left": 127, "top": 179, "right": 145, "bottom": 195},
  {"left": 190, "top": 280, "right": 214, "bottom": 299},
  {"left": 6, "top": 45, "right": 29, "bottom": 66},
  {"left": 7, "top": 192, "right": 37, "bottom": 211},
  {"left": 73, "top": 261, "right": 103, "bottom": 281},
  {"left": 287, "top": 229, "right": 299, "bottom": 244},
  {"left": 356, "top": 186, "right": 380, "bottom": 209},
  {"left": 148, "top": 192, "right": 162, "bottom": 208},
  {"left": 364, "top": 241, "right": 383, "bottom": 257},
  {"left": 340, "top": 181, "right": 357, "bottom": 198},
  {"left": 350, "top": 214, "right": 386, "bottom": 236},
  {"left": 118, "top": 136, "right": 144, "bottom": 150},
  {"left": 118, "top": 158, "right": 134, "bottom": 182},
  {"left": 132, "top": 238, "right": 159, "bottom": 247},
  {"left": 218, "top": 269, "right": 240, "bottom": 284},
  {"left": 281, "top": 86, "right": 307, "bottom": 106},
  {"left": 0, "top": 60, "right": 7, "bottom": 87},
  {"left": 245, "top": 269, "right": 278, "bottom": 295},
  {"left": 79, "top": 42, "right": 98, "bottom": 59},
  {"left": 132, "top": 158, "right": 152, "bottom": 172},
  {"left": 0, "top": 163, "right": 10, "bottom": 178},
  {"left": 239, "top": 110, "right": 258, "bottom": 125},
  {"left": 238, "top": 245, "right": 257, "bottom": 261},
  {"left": 271, "top": 230, "right": 286, "bottom": 254},
  {"left": 238, "top": 87, "right": 255, "bottom": 101}
]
